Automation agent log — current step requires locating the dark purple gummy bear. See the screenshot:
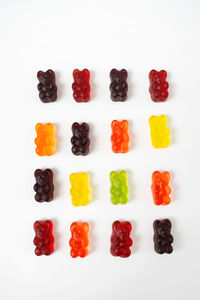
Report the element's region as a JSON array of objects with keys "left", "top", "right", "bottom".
[
  {"left": 34, "top": 169, "right": 54, "bottom": 202},
  {"left": 71, "top": 122, "right": 90, "bottom": 156},
  {"left": 109, "top": 69, "right": 128, "bottom": 102},
  {"left": 37, "top": 69, "right": 57, "bottom": 103},
  {"left": 153, "top": 219, "right": 173, "bottom": 254}
]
